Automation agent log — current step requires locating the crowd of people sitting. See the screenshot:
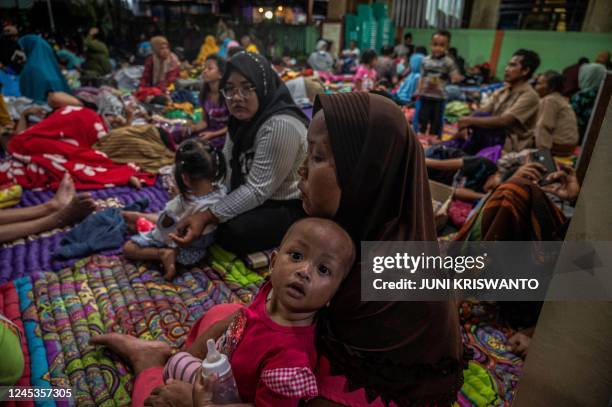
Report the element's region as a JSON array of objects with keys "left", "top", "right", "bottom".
[{"left": 0, "top": 19, "right": 609, "bottom": 406}]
